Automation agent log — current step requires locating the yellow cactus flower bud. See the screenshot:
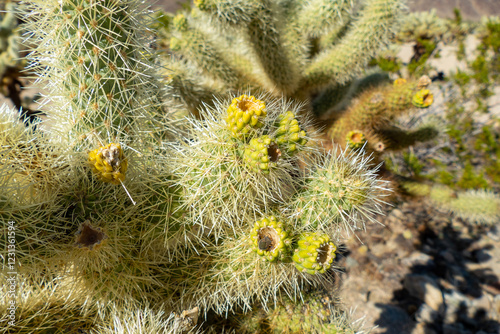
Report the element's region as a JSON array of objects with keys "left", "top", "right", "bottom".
[{"left": 88, "top": 143, "right": 128, "bottom": 185}]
